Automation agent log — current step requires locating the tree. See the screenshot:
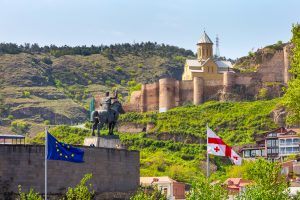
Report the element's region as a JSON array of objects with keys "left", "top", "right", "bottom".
[
  {"left": 283, "top": 24, "right": 300, "bottom": 125},
  {"left": 236, "top": 159, "right": 289, "bottom": 200},
  {"left": 186, "top": 177, "right": 228, "bottom": 200}
]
